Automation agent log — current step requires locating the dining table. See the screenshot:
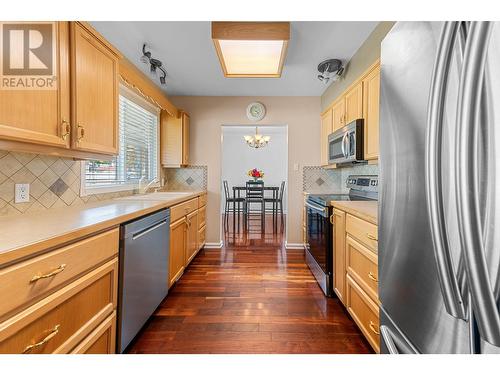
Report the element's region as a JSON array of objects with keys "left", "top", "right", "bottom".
[{"left": 231, "top": 183, "right": 280, "bottom": 231}]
